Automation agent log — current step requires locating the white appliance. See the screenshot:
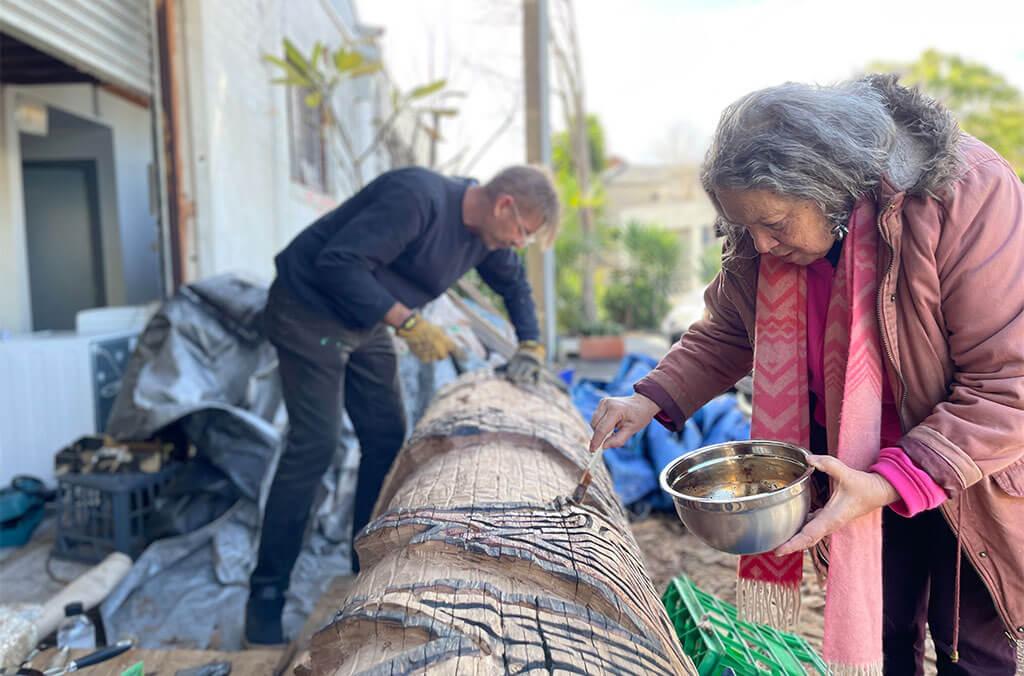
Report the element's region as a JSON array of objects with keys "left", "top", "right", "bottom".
[{"left": 0, "top": 330, "right": 138, "bottom": 487}]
